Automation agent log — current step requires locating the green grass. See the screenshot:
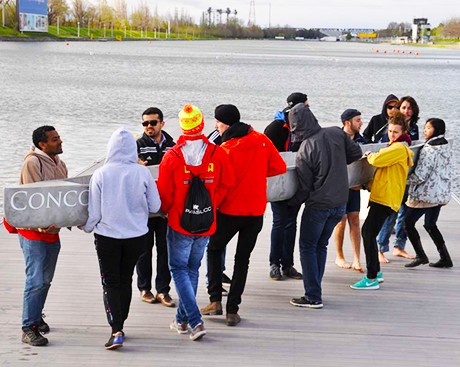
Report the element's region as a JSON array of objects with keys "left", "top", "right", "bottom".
[{"left": 1, "top": 24, "right": 212, "bottom": 40}]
